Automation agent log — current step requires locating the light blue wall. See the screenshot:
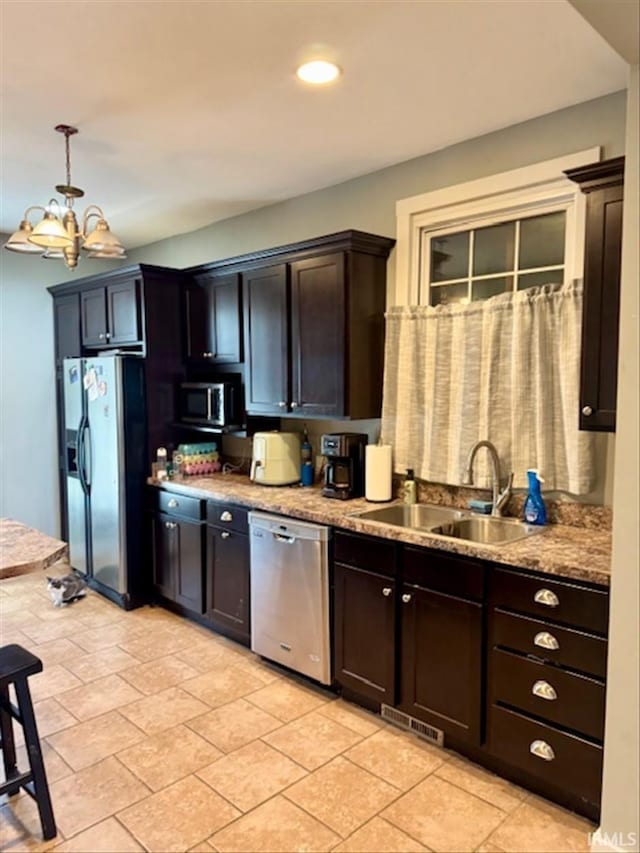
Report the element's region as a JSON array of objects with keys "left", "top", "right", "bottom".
[{"left": 0, "top": 91, "right": 627, "bottom": 535}]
